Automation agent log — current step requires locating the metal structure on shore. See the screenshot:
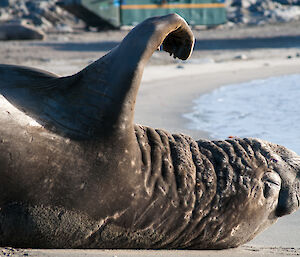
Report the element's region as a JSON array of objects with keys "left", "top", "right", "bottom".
[{"left": 57, "top": 0, "right": 226, "bottom": 29}]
